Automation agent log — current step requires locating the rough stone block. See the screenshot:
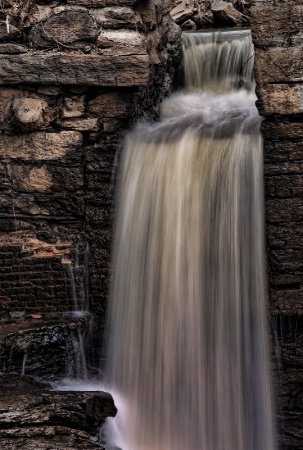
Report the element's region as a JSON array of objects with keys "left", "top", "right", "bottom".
[
  {"left": 22, "top": 167, "right": 53, "bottom": 193},
  {"left": 0, "top": 374, "right": 117, "bottom": 449},
  {"left": 0, "top": 131, "right": 83, "bottom": 161},
  {"left": 0, "top": 87, "right": 20, "bottom": 123},
  {"left": 211, "top": 0, "right": 247, "bottom": 24},
  {"left": 264, "top": 143, "right": 288, "bottom": 164},
  {"left": 170, "top": 0, "right": 195, "bottom": 24},
  {"left": 2, "top": 325, "right": 69, "bottom": 376},
  {"left": 265, "top": 161, "right": 303, "bottom": 176},
  {"left": 0, "top": 21, "right": 21, "bottom": 42},
  {"left": 266, "top": 174, "right": 303, "bottom": 198},
  {"left": 97, "top": 30, "right": 147, "bottom": 56},
  {"left": 193, "top": 9, "right": 214, "bottom": 27},
  {"left": 61, "top": 118, "right": 100, "bottom": 131},
  {"left": 264, "top": 141, "right": 303, "bottom": 164},
  {"left": 0, "top": 53, "right": 150, "bottom": 86},
  {"left": 250, "top": 4, "right": 303, "bottom": 48},
  {"left": 86, "top": 205, "right": 113, "bottom": 226},
  {"left": 0, "top": 43, "right": 27, "bottom": 54},
  {"left": 135, "top": 0, "right": 158, "bottom": 29},
  {"left": 257, "top": 84, "right": 303, "bottom": 115},
  {"left": 255, "top": 47, "right": 303, "bottom": 83},
  {"left": 266, "top": 198, "right": 303, "bottom": 223},
  {"left": 0, "top": 192, "right": 85, "bottom": 218},
  {"left": 262, "top": 121, "right": 303, "bottom": 141},
  {"left": 90, "top": 6, "right": 137, "bottom": 28},
  {"left": 29, "top": 9, "right": 98, "bottom": 49},
  {"left": 271, "top": 289, "right": 303, "bottom": 316},
  {"left": 181, "top": 19, "right": 197, "bottom": 30},
  {"left": 10, "top": 165, "right": 83, "bottom": 194},
  {"left": 0, "top": 89, "right": 58, "bottom": 133},
  {"left": 62, "top": 95, "right": 85, "bottom": 118},
  {"left": 88, "top": 91, "right": 134, "bottom": 118},
  {"left": 12, "top": 97, "right": 48, "bottom": 125},
  {"left": 25, "top": 4, "right": 52, "bottom": 26}
]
